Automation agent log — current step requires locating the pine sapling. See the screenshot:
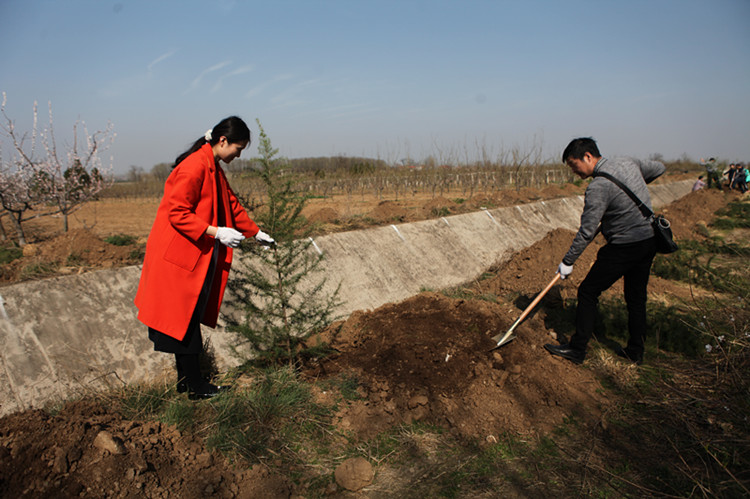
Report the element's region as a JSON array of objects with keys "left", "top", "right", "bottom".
[{"left": 226, "top": 121, "right": 340, "bottom": 367}]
